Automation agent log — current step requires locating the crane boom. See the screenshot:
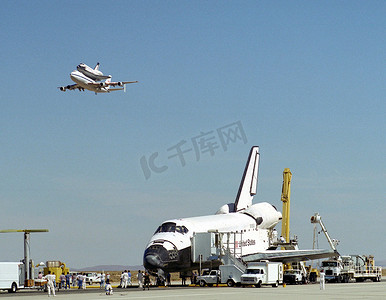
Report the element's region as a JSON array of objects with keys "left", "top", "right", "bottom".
[
  {"left": 310, "top": 213, "right": 337, "bottom": 251},
  {"left": 281, "top": 168, "right": 292, "bottom": 246}
]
